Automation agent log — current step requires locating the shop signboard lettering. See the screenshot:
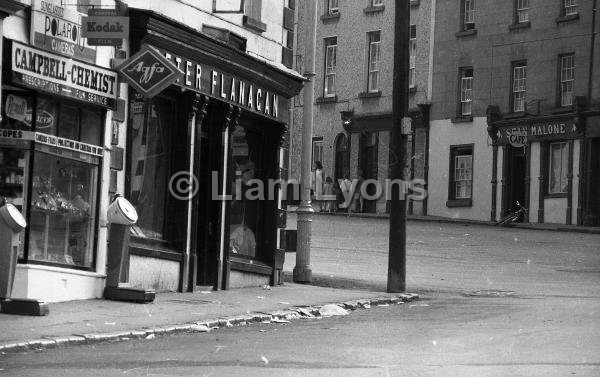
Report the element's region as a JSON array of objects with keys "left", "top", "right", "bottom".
[
  {"left": 118, "top": 46, "right": 183, "bottom": 98},
  {"left": 83, "top": 8, "right": 129, "bottom": 46},
  {"left": 11, "top": 41, "right": 118, "bottom": 109},
  {"left": 496, "top": 118, "right": 580, "bottom": 145},
  {"left": 31, "top": 0, "right": 96, "bottom": 63},
  {"left": 34, "top": 132, "right": 103, "bottom": 156},
  {"left": 156, "top": 47, "right": 286, "bottom": 120}
]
